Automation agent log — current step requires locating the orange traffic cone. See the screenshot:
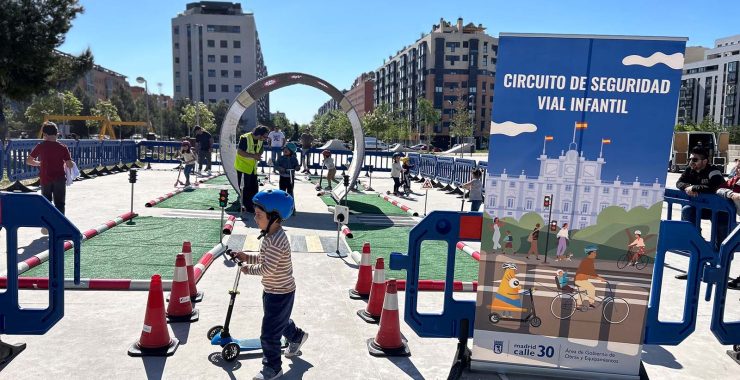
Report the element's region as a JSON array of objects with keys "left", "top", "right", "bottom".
[
  {"left": 128, "top": 275, "right": 179, "bottom": 356},
  {"left": 367, "top": 280, "right": 410, "bottom": 357},
  {"left": 357, "top": 258, "right": 386, "bottom": 324},
  {"left": 182, "top": 241, "right": 203, "bottom": 302},
  {"left": 349, "top": 242, "right": 373, "bottom": 300},
  {"left": 166, "top": 254, "right": 199, "bottom": 323}
]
